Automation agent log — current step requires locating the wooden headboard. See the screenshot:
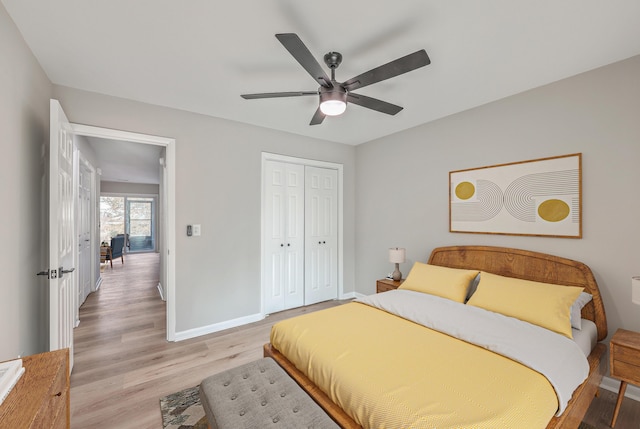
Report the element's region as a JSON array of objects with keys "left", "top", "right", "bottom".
[{"left": 428, "top": 246, "right": 607, "bottom": 341}]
